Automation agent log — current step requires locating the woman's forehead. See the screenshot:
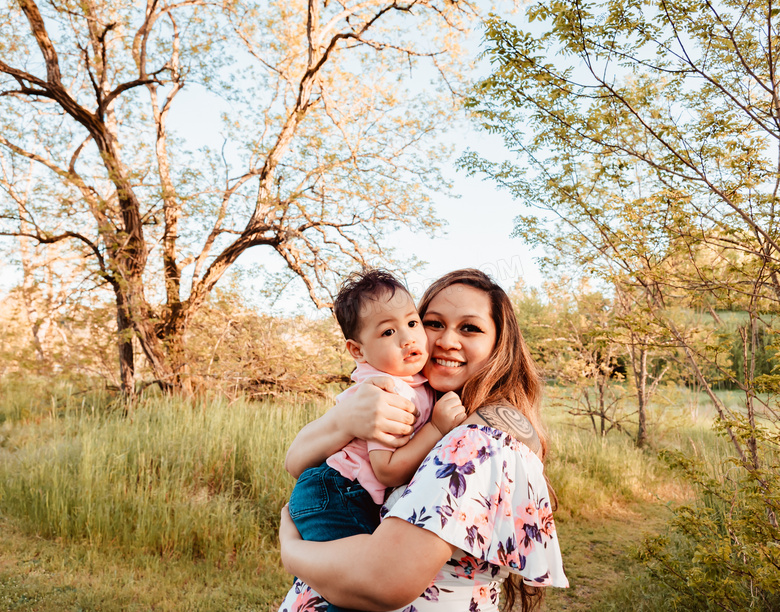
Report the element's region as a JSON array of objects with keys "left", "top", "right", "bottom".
[{"left": 427, "top": 283, "right": 491, "bottom": 315}]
